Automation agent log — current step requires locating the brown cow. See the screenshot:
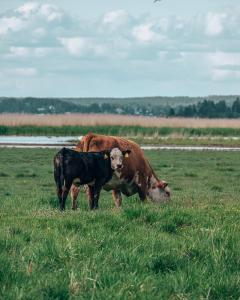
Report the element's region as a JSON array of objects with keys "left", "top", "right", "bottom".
[{"left": 71, "top": 133, "right": 170, "bottom": 208}]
